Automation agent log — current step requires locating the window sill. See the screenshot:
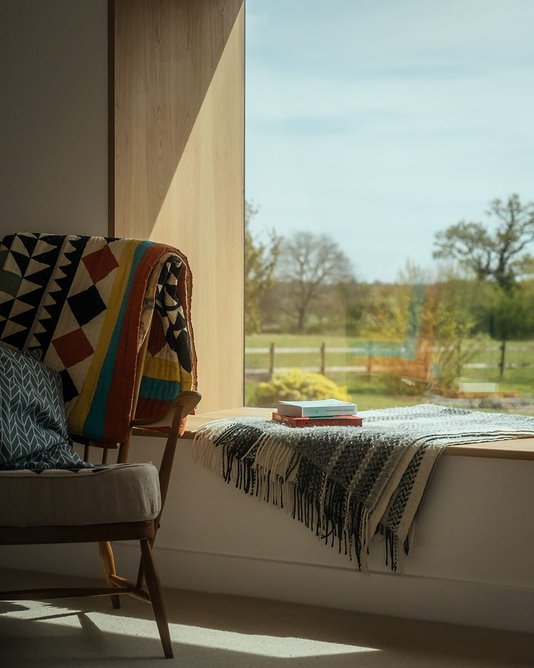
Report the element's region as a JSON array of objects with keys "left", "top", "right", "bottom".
[{"left": 164, "top": 407, "right": 534, "bottom": 461}]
